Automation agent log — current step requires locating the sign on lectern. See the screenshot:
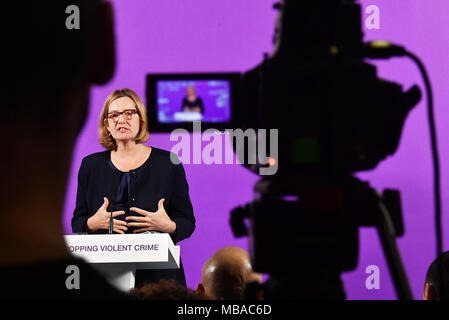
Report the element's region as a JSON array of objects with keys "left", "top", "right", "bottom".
[{"left": 64, "top": 233, "right": 180, "bottom": 292}]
